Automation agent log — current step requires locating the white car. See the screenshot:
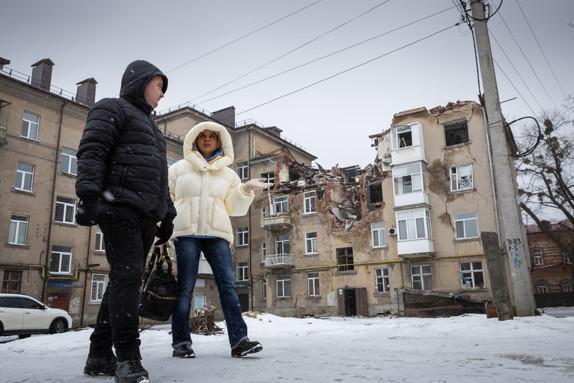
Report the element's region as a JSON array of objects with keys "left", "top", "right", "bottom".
[{"left": 0, "top": 293, "right": 73, "bottom": 339}]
